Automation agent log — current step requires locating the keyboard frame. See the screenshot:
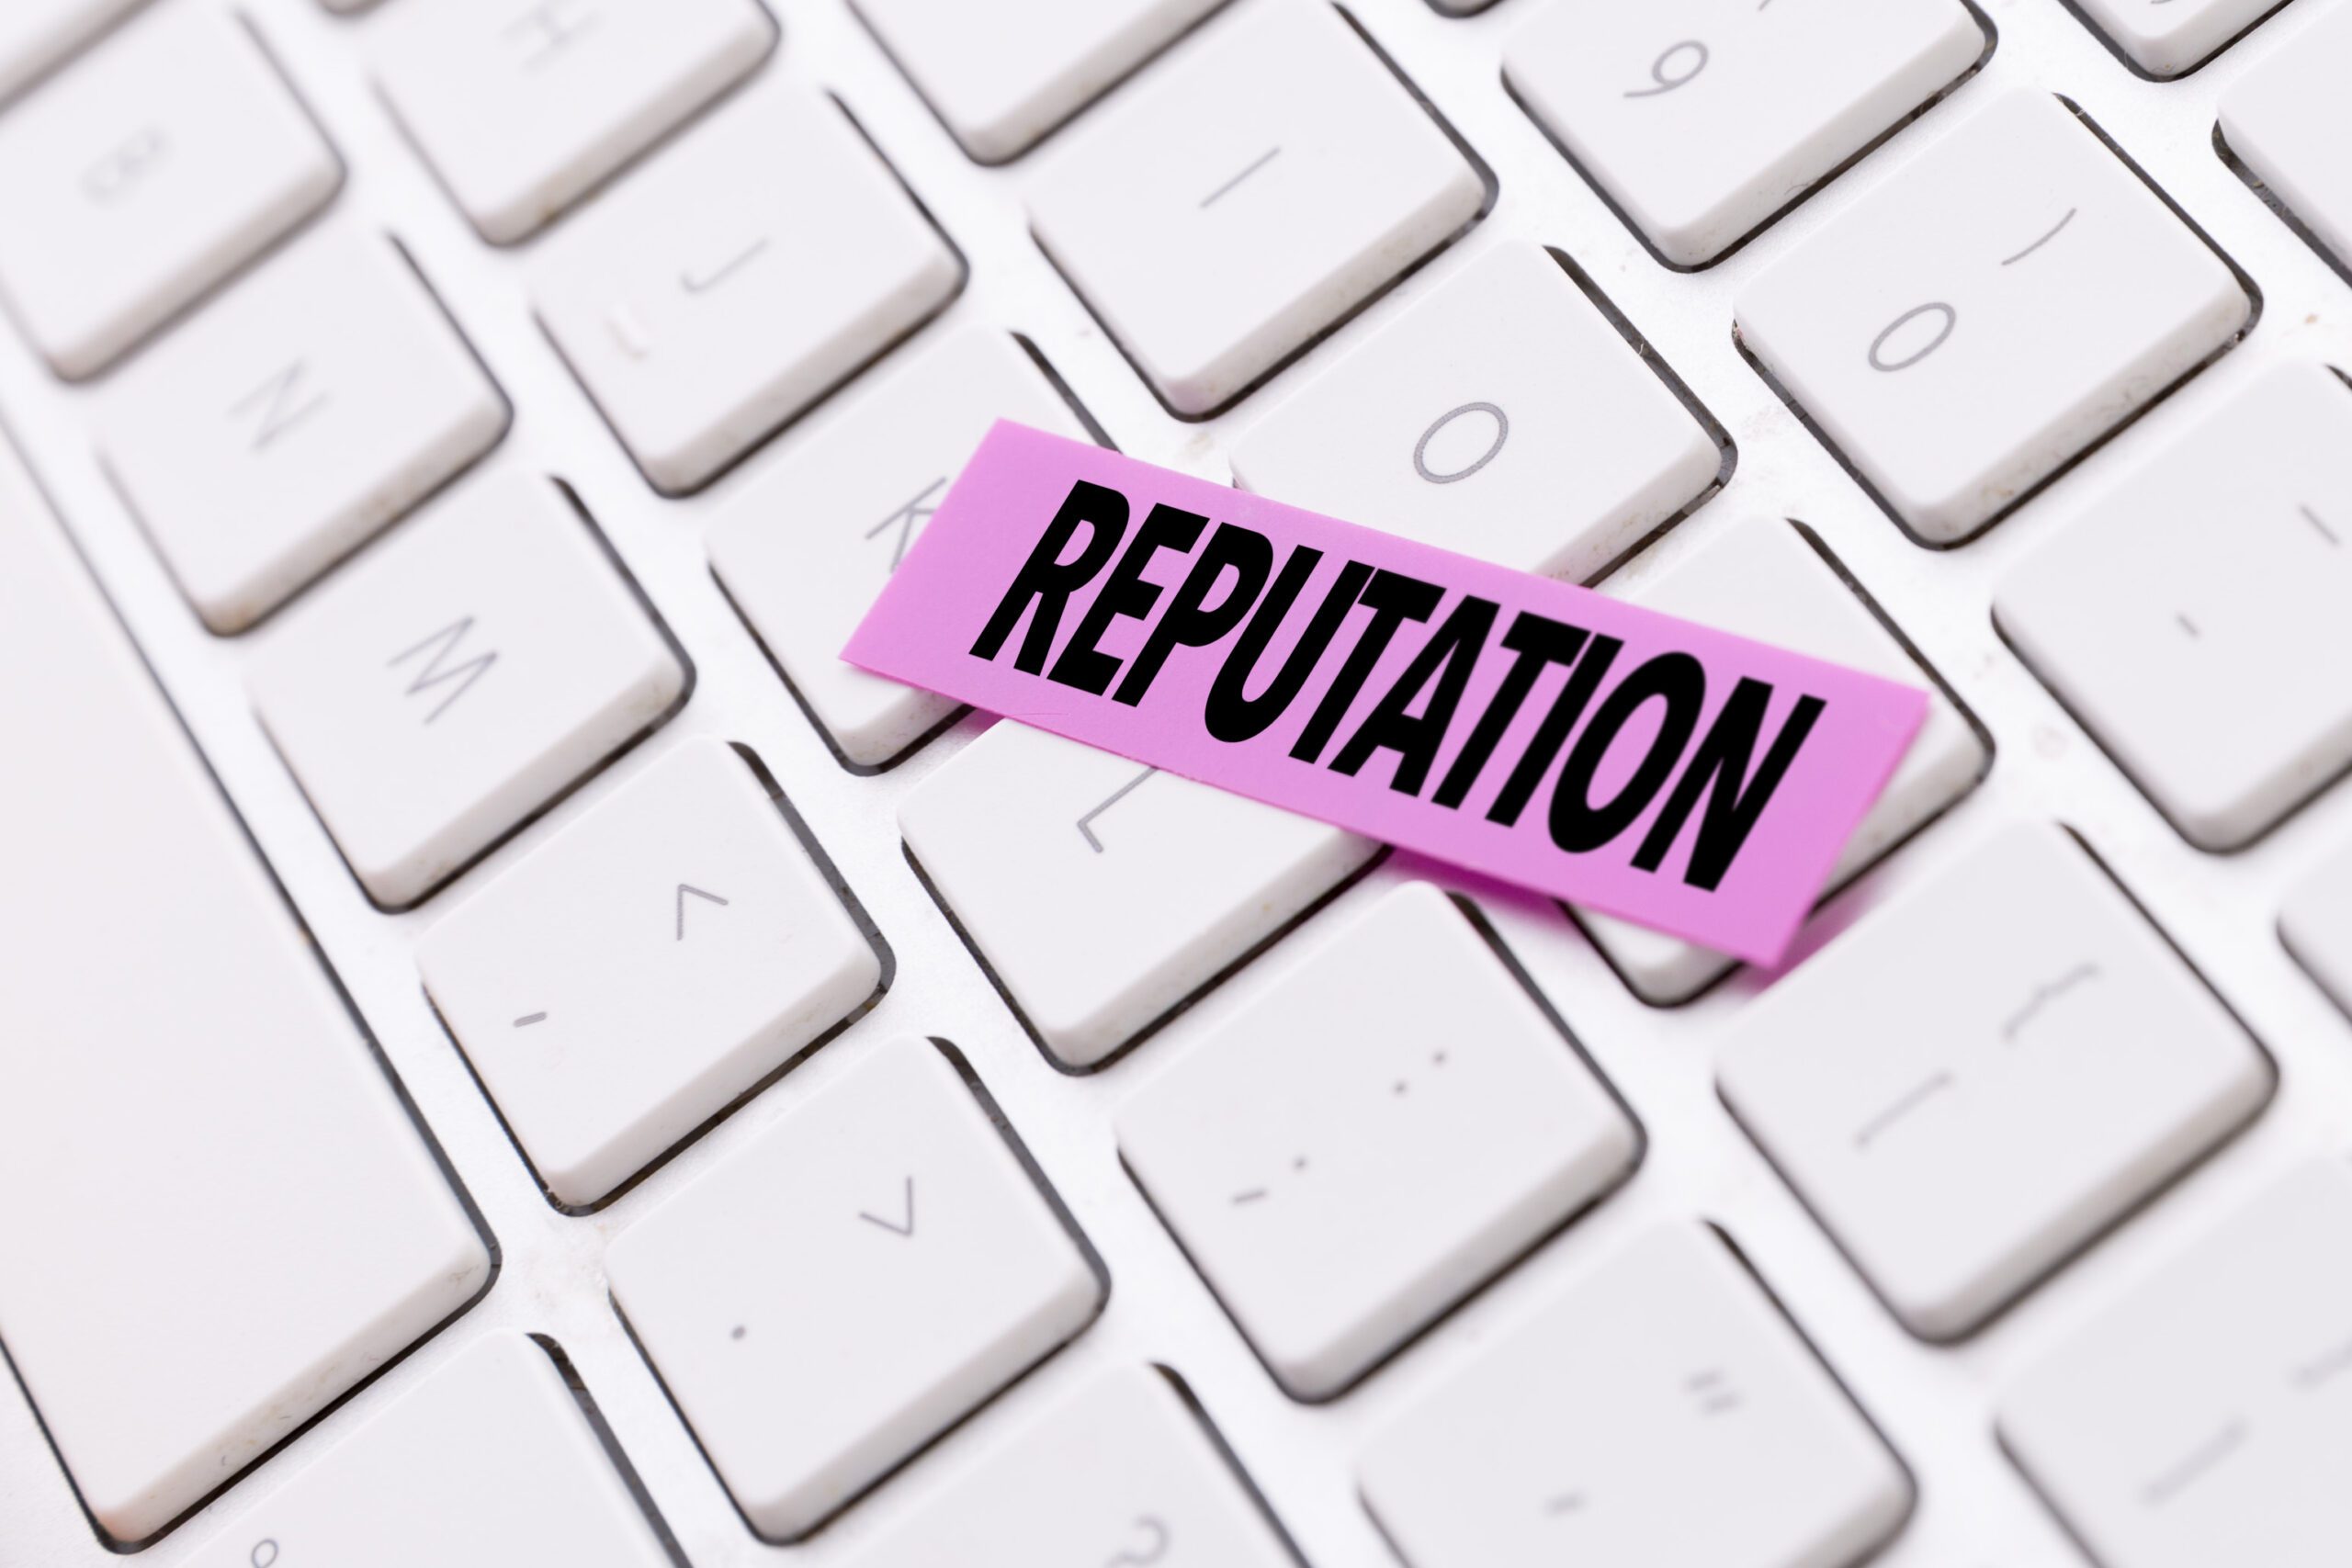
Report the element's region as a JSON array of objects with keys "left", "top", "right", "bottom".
[{"left": 6, "top": 0, "right": 2352, "bottom": 1562}]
